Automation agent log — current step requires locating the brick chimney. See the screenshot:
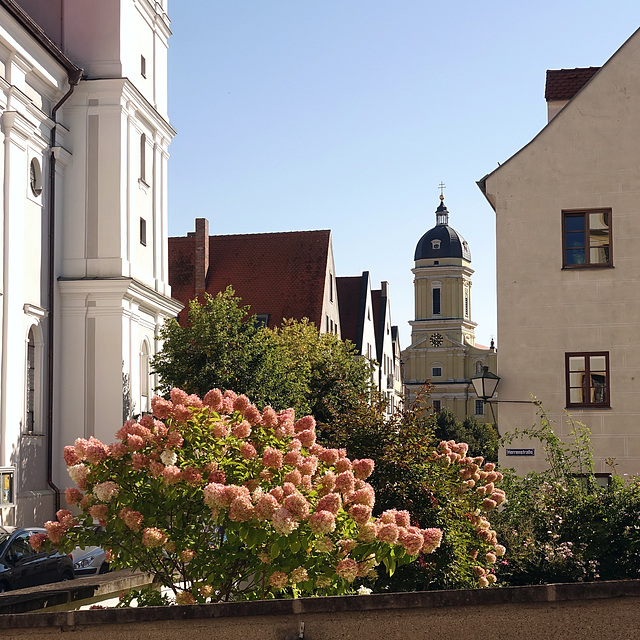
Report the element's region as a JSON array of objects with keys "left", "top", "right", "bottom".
[{"left": 194, "top": 218, "right": 209, "bottom": 297}]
